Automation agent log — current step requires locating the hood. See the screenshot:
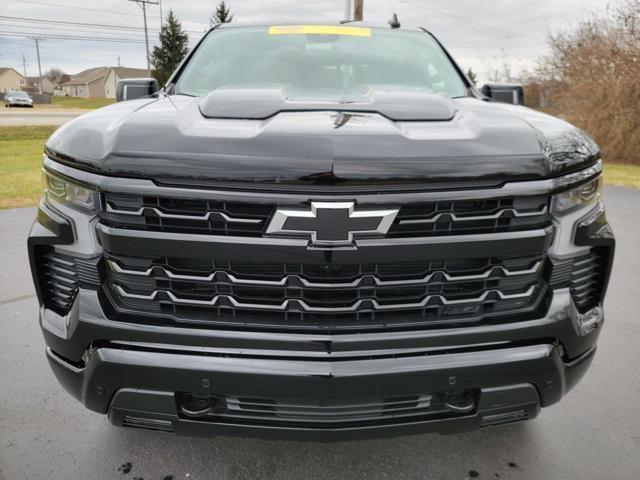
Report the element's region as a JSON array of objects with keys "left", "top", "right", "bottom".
[{"left": 46, "top": 92, "right": 599, "bottom": 190}]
